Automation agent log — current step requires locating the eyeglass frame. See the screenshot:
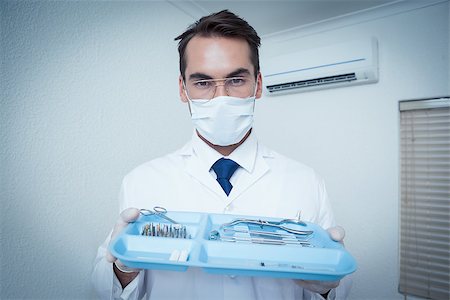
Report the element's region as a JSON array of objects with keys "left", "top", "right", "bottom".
[{"left": 183, "top": 75, "right": 259, "bottom": 101}]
